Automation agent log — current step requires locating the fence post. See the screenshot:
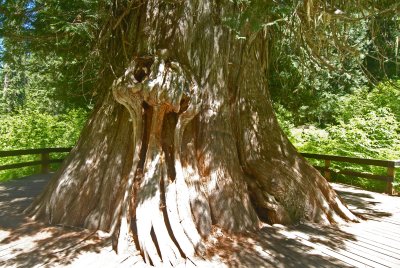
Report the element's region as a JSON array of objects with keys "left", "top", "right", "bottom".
[
  {"left": 324, "top": 160, "right": 331, "bottom": 181},
  {"left": 41, "top": 152, "right": 50, "bottom": 174},
  {"left": 386, "top": 166, "right": 395, "bottom": 195}
]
